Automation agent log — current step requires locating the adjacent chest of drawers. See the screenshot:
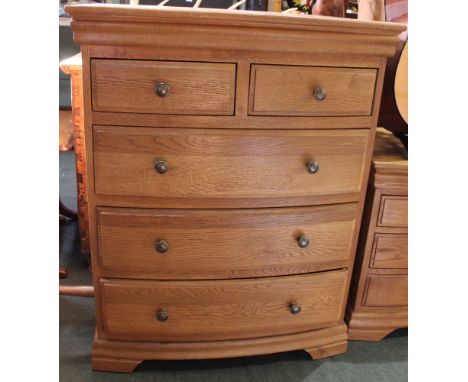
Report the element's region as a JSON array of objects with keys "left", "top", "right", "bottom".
[
  {"left": 67, "top": 4, "right": 404, "bottom": 373},
  {"left": 346, "top": 129, "right": 408, "bottom": 341}
]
